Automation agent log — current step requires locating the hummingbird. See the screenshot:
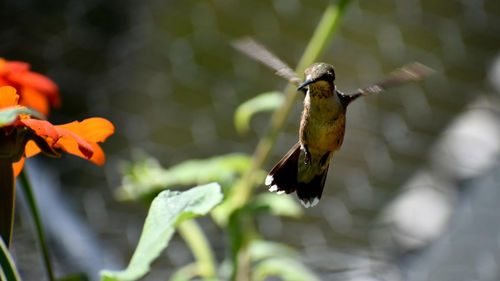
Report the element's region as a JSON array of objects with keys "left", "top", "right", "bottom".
[{"left": 233, "top": 38, "right": 433, "bottom": 208}]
